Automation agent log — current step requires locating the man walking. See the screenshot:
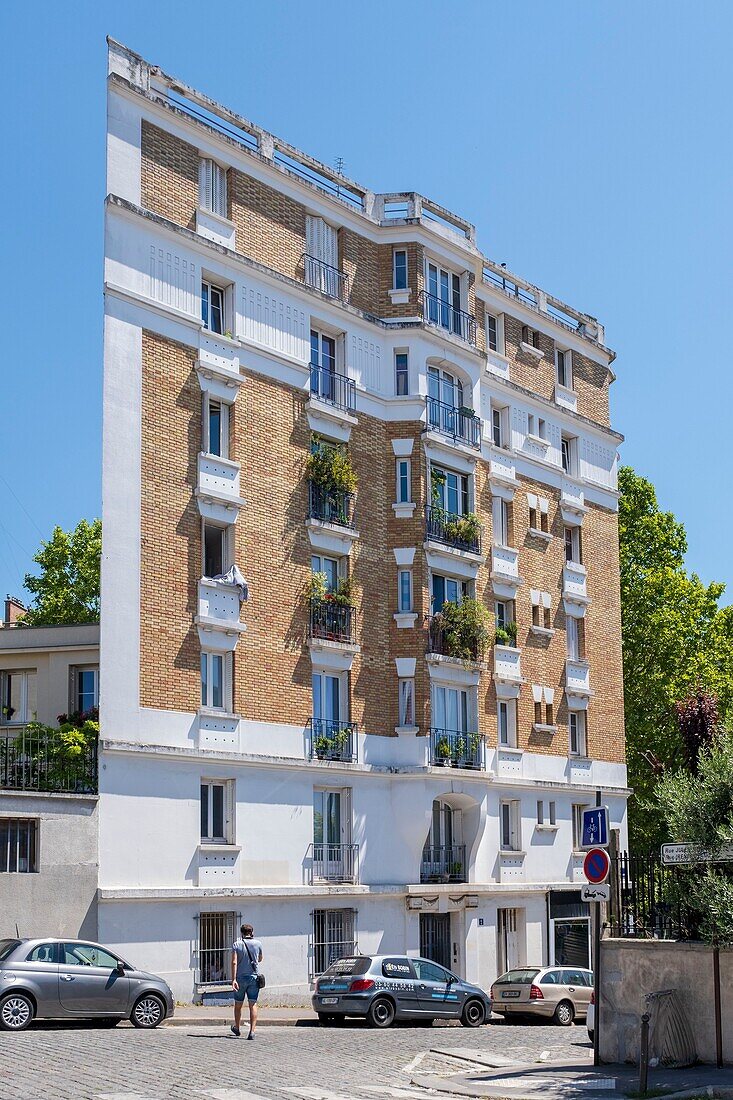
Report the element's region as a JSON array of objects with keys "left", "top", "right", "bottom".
[{"left": 231, "top": 923, "right": 263, "bottom": 1039}]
